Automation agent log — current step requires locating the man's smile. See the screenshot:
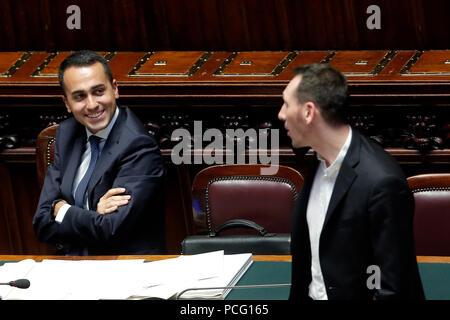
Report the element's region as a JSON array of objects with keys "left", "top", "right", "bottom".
[{"left": 86, "top": 110, "right": 105, "bottom": 119}]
